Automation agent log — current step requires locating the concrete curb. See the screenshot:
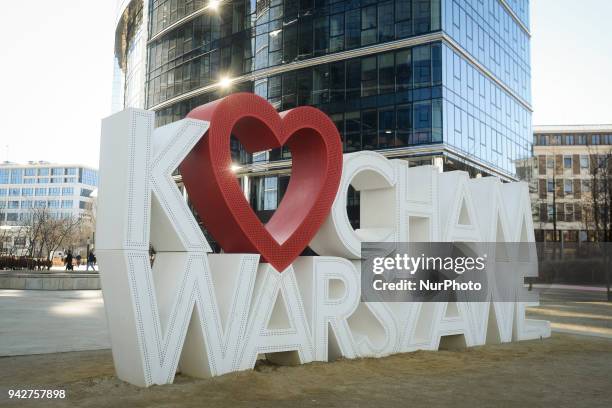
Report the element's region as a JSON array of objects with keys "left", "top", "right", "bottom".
[{"left": 0, "top": 271, "right": 101, "bottom": 290}]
